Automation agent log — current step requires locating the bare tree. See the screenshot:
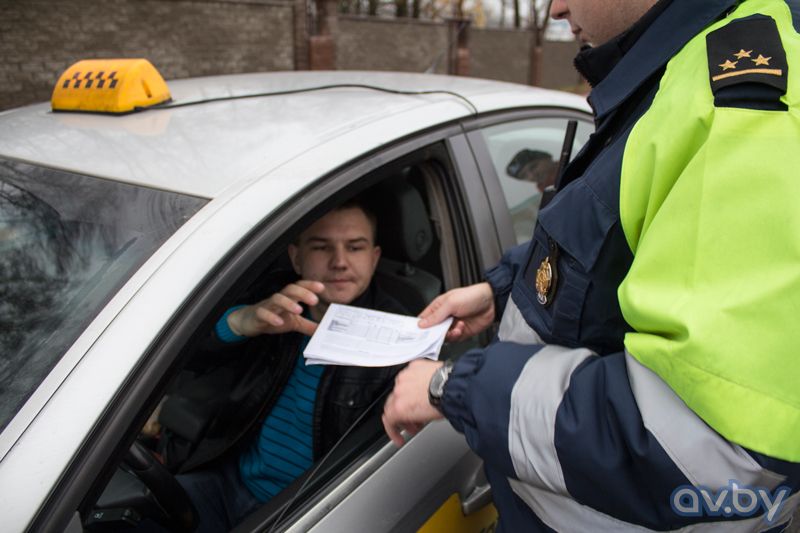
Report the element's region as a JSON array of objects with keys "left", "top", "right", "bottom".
[
  {"left": 452, "top": 0, "right": 465, "bottom": 19},
  {"left": 338, "top": 0, "right": 362, "bottom": 14},
  {"left": 527, "top": 0, "right": 554, "bottom": 85}
]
